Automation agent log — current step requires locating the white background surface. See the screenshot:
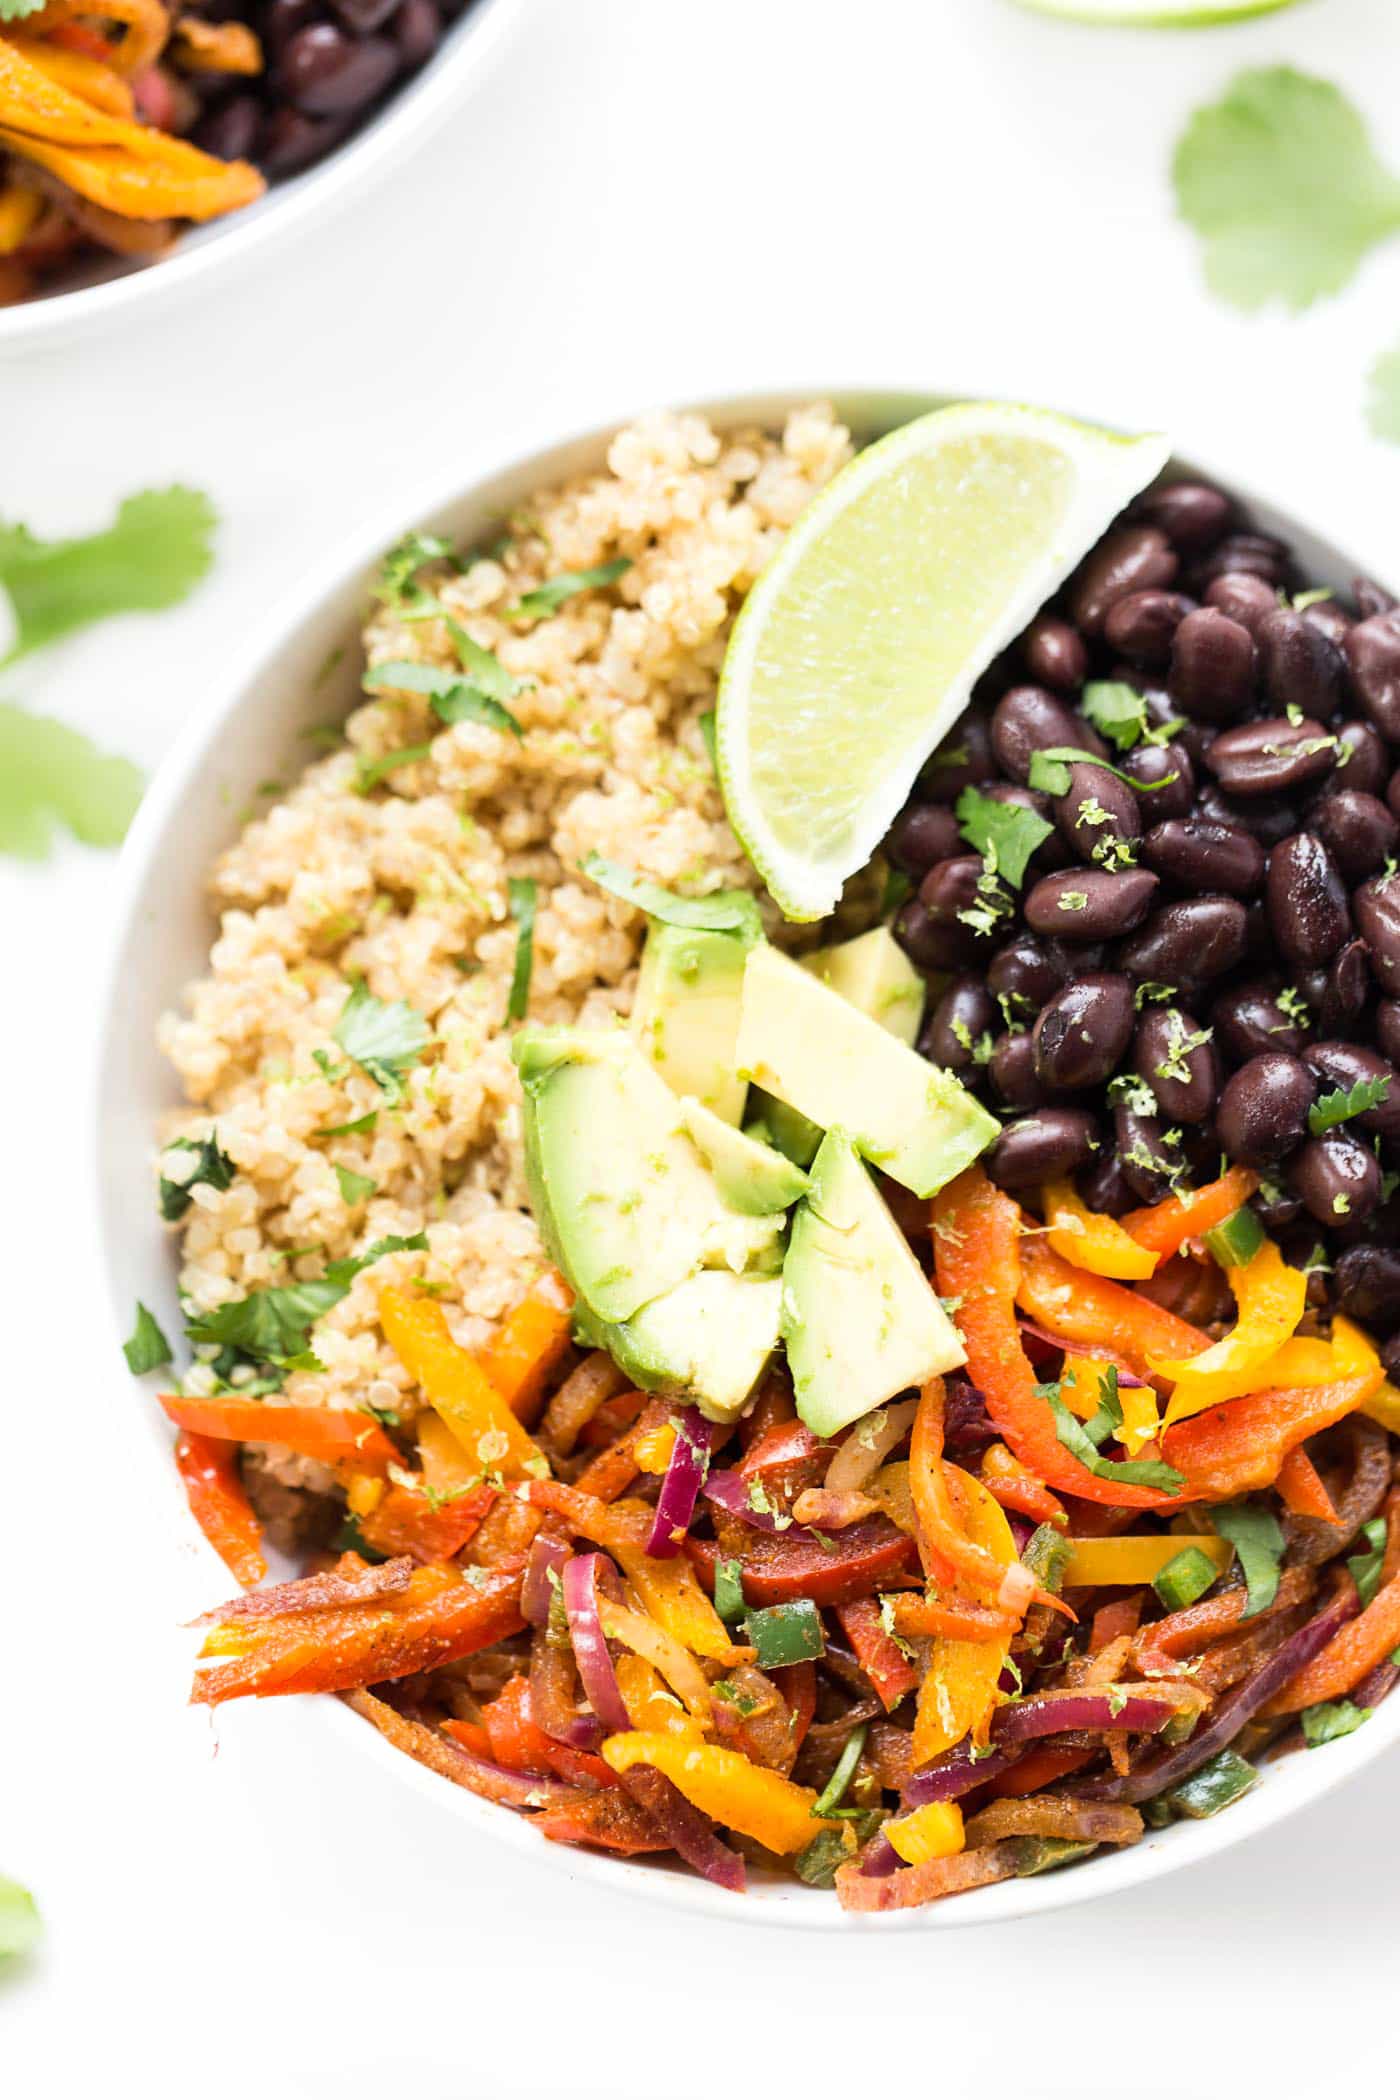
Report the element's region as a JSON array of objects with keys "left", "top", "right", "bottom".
[{"left": 5, "top": 1, "right": 1400, "bottom": 2092}]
